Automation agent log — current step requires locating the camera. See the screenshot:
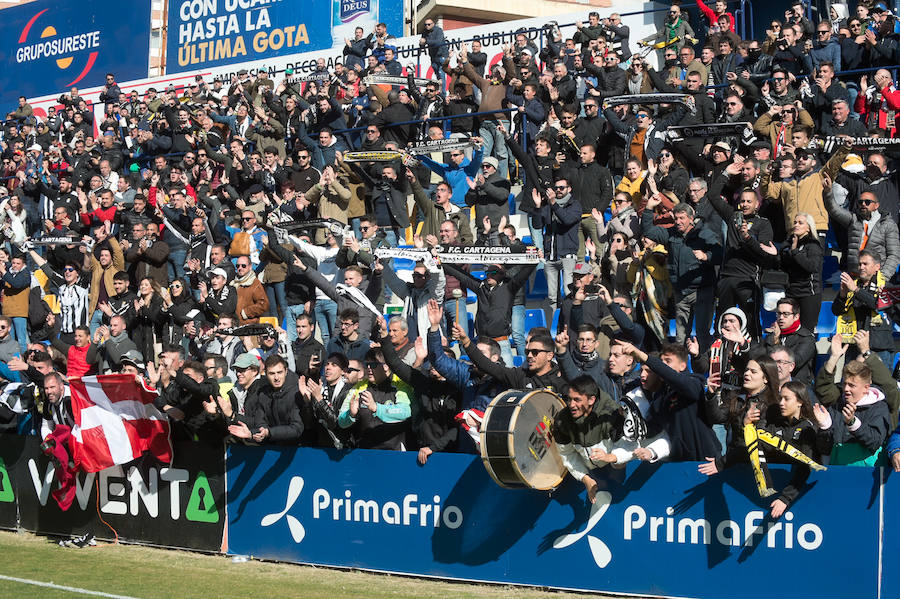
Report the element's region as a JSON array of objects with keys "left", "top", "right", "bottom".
[
  {"left": 776, "top": 37, "right": 788, "bottom": 50},
  {"left": 734, "top": 212, "right": 744, "bottom": 227}
]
